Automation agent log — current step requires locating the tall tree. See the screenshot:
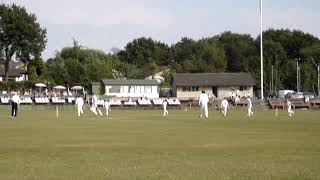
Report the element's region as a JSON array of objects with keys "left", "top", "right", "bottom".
[
  {"left": 0, "top": 4, "right": 47, "bottom": 82},
  {"left": 218, "top": 32, "right": 255, "bottom": 72},
  {"left": 301, "top": 43, "right": 320, "bottom": 96},
  {"left": 118, "top": 37, "right": 170, "bottom": 68}
]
